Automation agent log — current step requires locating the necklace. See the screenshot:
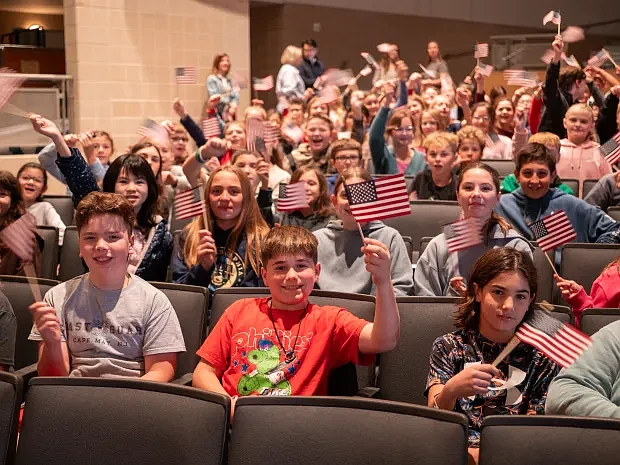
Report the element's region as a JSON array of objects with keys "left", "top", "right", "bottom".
[{"left": 268, "top": 299, "right": 309, "bottom": 364}]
